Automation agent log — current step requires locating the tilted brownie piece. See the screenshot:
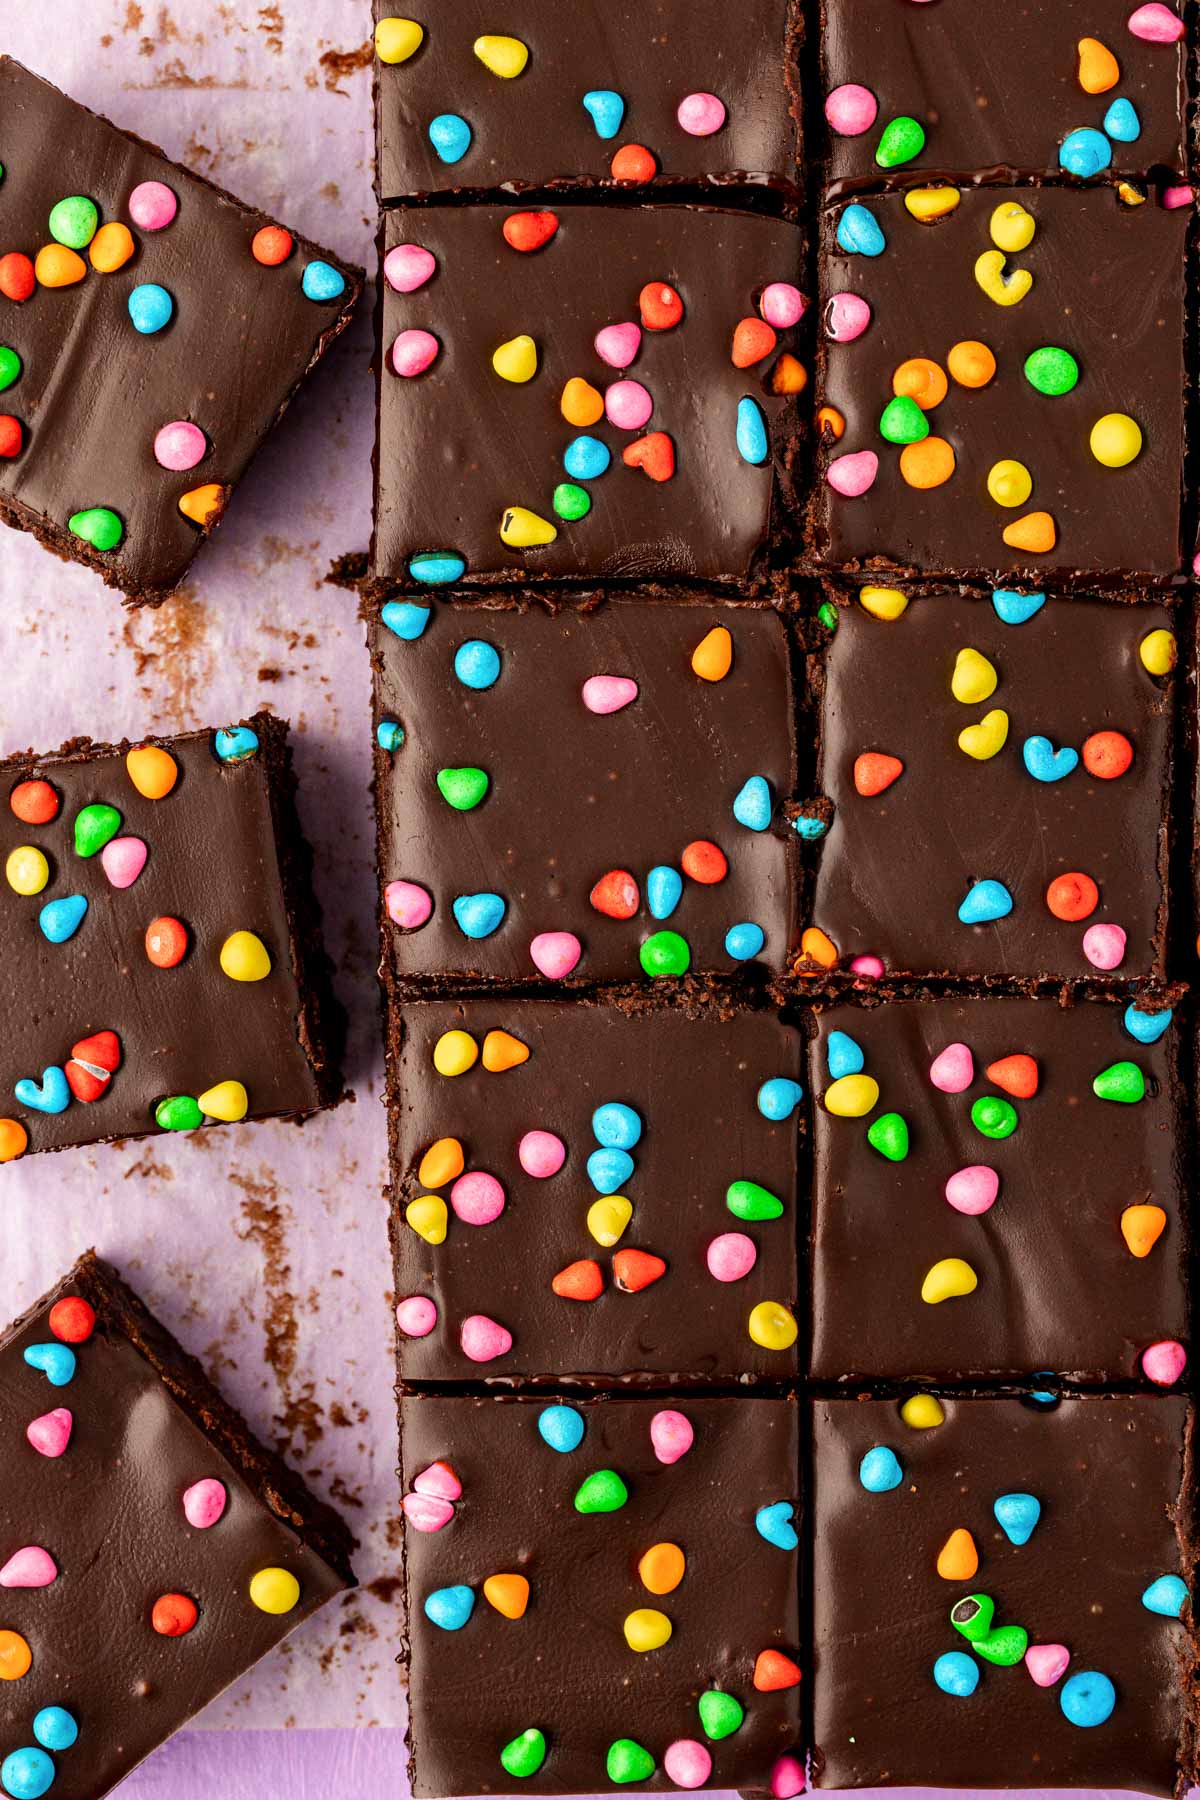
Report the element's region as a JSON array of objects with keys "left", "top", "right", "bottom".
[
  {"left": 390, "top": 998, "right": 802, "bottom": 1382},
  {"left": 0, "top": 58, "right": 361, "bottom": 606},
  {"left": 400, "top": 1391, "right": 802, "bottom": 1796},
  {"left": 0, "top": 713, "right": 342, "bottom": 1160},
  {"left": 811, "top": 186, "right": 1186, "bottom": 584},
  {"left": 809, "top": 996, "right": 1189, "bottom": 1383},
  {"left": 804, "top": 591, "right": 1174, "bottom": 983},
  {"left": 820, "top": 0, "right": 1188, "bottom": 191},
  {"left": 372, "top": 203, "right": 806, "bottom": 588},
  {"left": 0, "top": 1252, "right": 354, "bottom": 1799},
  {"left": 373, "top": 599, "right": 799, "bottom": 984},
  {"left": 373, "top": 0, "right": 803, "bottom": 201},
  {"left": 811, "top": 1393, "right": 1197, "bottom": 1794}
]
